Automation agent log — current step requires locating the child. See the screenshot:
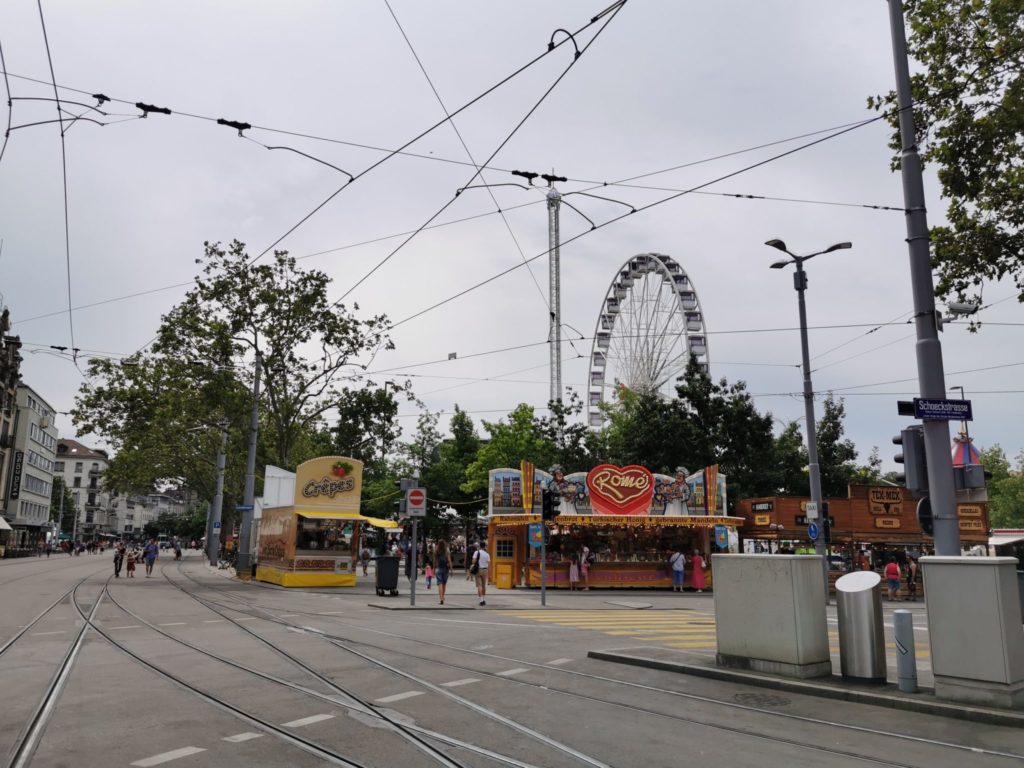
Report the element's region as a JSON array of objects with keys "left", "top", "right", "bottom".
[
  {"left": 569, "top": 556, "right": 580, "bottom": 591},
  {"left": 425, "top": 561, "right": 434, "bottom": 590},
  {"left": 126, "top": 550, "right": 137, "bottom": 578}
]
